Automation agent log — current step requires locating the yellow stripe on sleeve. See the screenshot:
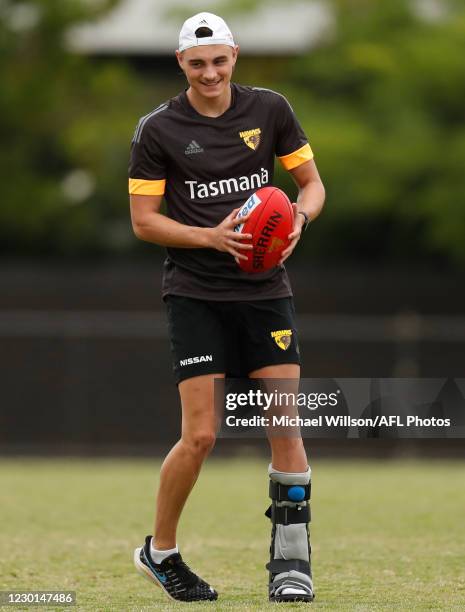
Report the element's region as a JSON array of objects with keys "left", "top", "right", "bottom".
[
  {"left": 278, "top": 143, "right": 314, "bottom": 171},
  {"left": 128, "top": 178, "right": 166, "bottom": 196}
]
